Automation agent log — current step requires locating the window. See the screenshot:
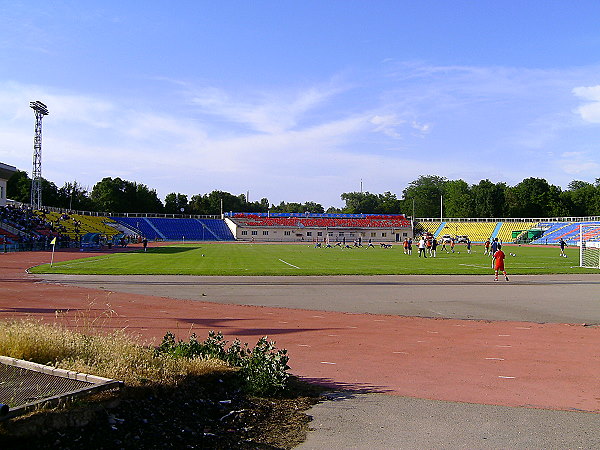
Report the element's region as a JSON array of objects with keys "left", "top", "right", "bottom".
[
  {"left": 339, "top": 232, "right": 344, "bottom": 236},
  {"left": 284, "top": 231, "right": 291, "bottom": 236},
  {"left": 263, "top": 231, "right": 269, "bottom": 235},
  {"left": 317, "top": 232, "right": 322, "bottom": 236},
  {"left": 381, "top": 233, "right": 387, "bottom": 237},
  {"left": 306, "top": 232, "right": 312, "bottom": 236},
  {"left": 370, "top": 232, "right": 376, "bottom": 237},
  {"left": 251, "top": 231, "right": 258, "bottom": 236},
  {"left": 241, "top": 230, "right": 248, "bottom": 235}
]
